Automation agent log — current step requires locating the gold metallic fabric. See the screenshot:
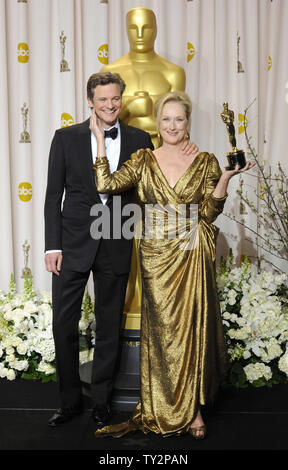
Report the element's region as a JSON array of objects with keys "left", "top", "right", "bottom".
[{"left": 94, "top": 149, "right": 228, "bottom": 437}]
